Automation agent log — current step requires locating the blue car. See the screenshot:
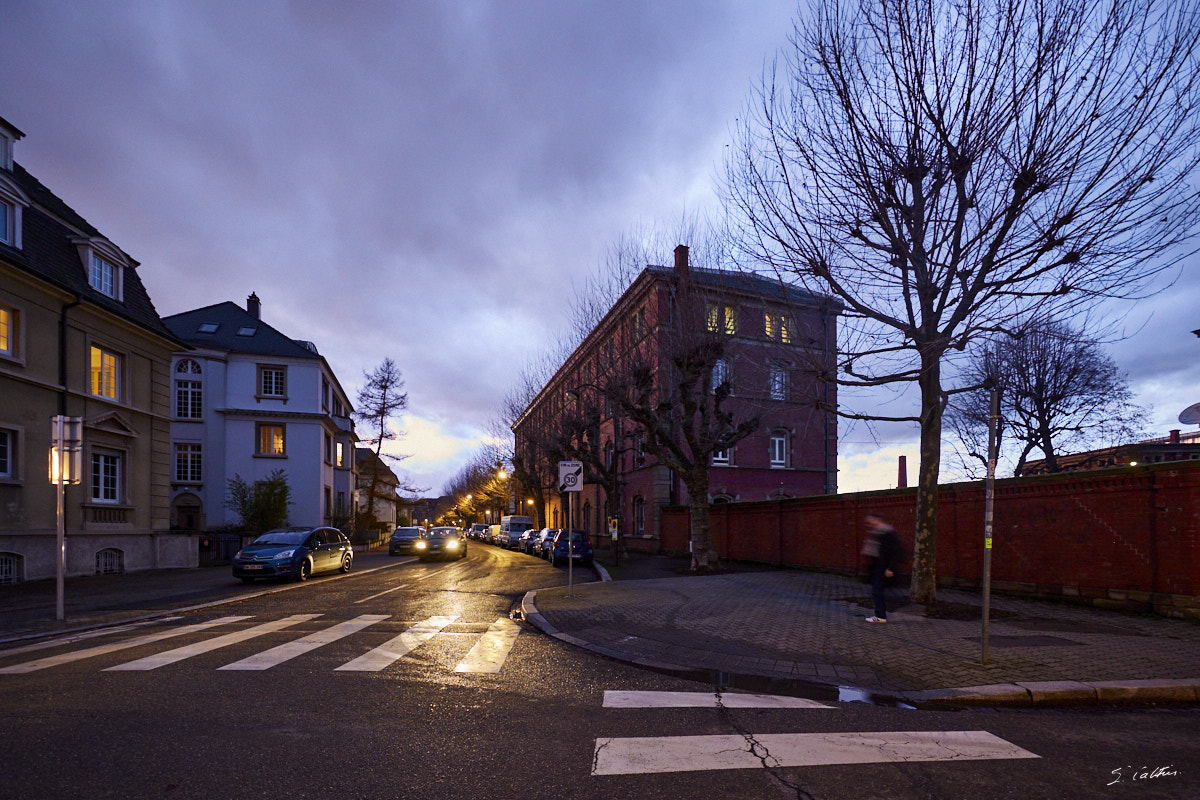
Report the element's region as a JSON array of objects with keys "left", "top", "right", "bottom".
[
  {"left": 232, "top": 526, "right": 353, "bottom": 583},
  {"left": 547, "top": 529, "right": 593, "bottom": 568}
]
